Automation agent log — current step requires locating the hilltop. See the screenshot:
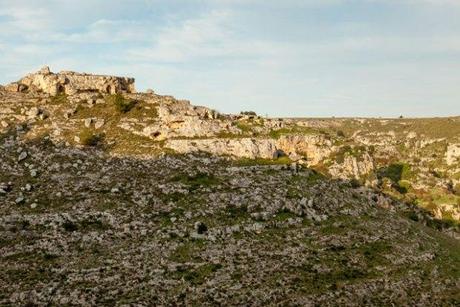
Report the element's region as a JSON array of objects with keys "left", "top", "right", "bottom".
[{"left": 0, "top": 67, "right": 459, "bottom": 305}]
